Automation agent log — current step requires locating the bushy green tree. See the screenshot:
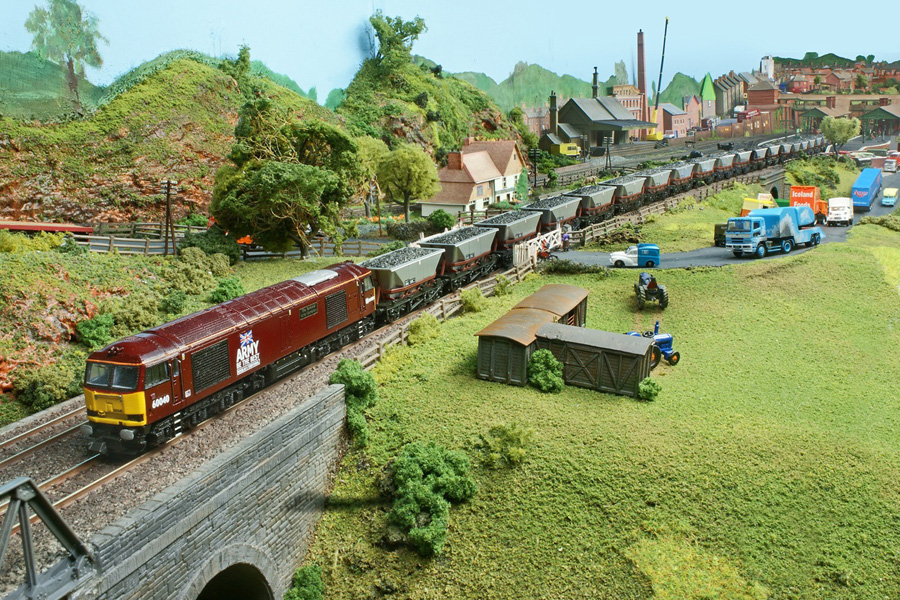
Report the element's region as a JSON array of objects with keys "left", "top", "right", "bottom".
[
  {"left": 284, "top": 565, "right": 324, "bottom": 600},
  {"left": 638, "top": 377, "right": 661, "bottom": 401},
  {"left": 369, "top": 10, "right": 426, "bottom": 74},
  {"left": 25, "top": 0, "right": 106, "bottom": 114},
  {"left": 179, "top": 225, "right": 241, "bottom": 265},
  {"left": 76, "top": 313, "right": 114, "bottom": 349},
  {"left": 219, "top": 45, "right": 252, "bottom": 97},
  {"left": 528, "top": 349, "right": 564, "bottom": 393},
  {"left": 376, "top": 144, "right": 440, "bottom": 222},
  {"left": 821, "top": 116, "right": 861, "bottom": 156},
  {"left": 330, "top": 359, "right": 378, "bottom": 447},
  {"left": 427, "top": 209, "right": 454, "bottom": 231}
]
